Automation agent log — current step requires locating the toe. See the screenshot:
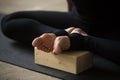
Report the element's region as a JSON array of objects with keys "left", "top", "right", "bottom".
[
  {"left": 53, "top": 37, "right": 62, "bottom": 54},
  {"left": 32, "top": 37, "right": 43, "bottom": 47},
  {"left": 37, "top": 45, "right": 50, "bottom": 52}
]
